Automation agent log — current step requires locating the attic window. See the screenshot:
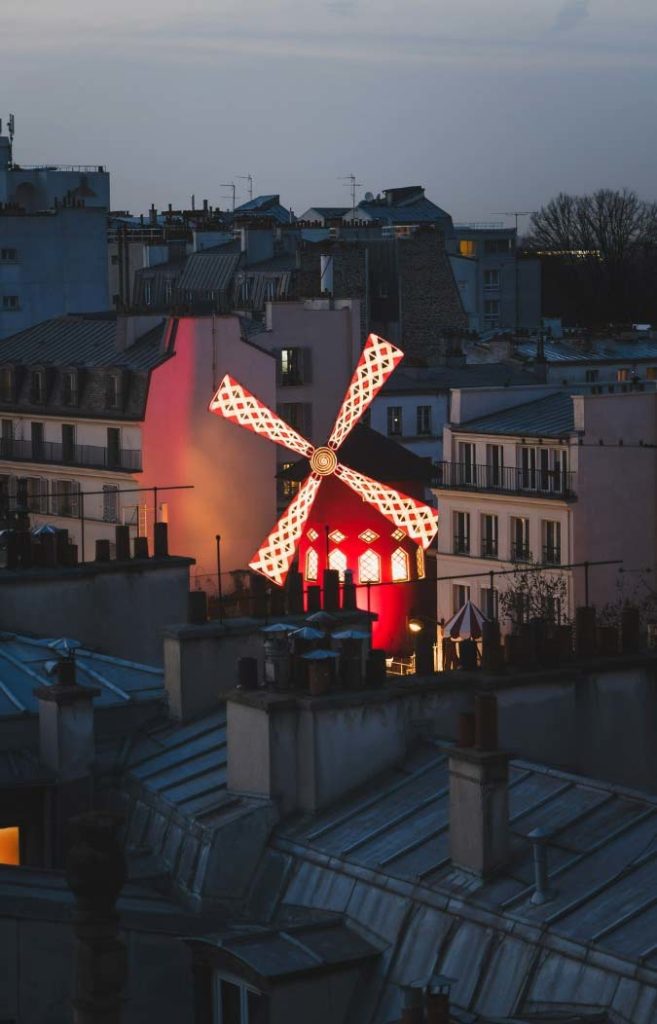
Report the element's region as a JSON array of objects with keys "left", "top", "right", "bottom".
[
  {"left": 213, "top": 977, "right": 267, "bottom": 1024},
  {"left": 63, "top": 370, "right": 79, "bottom": 407},
  {"left": 0, "top": 367, "right": 13, "bottom": 403},
  {"left": 105, "top": 374, "right": 121, "bottom": 410},
  {"left": 30, "top": 370, "right": 45, "bottom": 404},
  {"left": 0, "top": 826, "right": 20, "bottom": 865}
]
